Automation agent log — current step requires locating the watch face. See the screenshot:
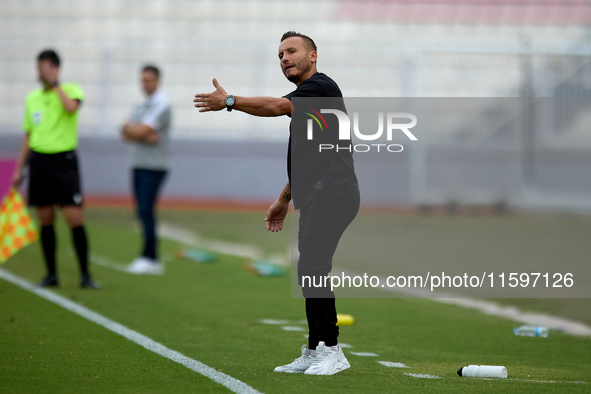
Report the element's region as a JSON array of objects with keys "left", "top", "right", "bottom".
[{"left": 226, "top": 96, "right": 235, "bottom": 106}]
